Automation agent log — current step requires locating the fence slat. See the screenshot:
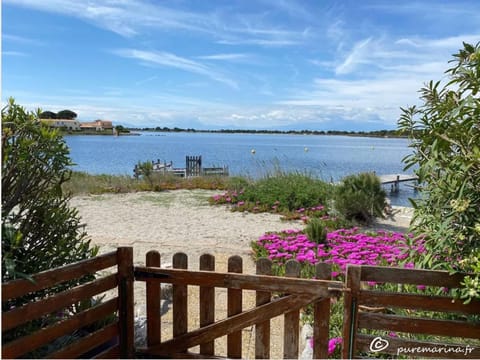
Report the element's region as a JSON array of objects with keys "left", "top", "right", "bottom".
[
  {"left": 227, "top": 256, "right": 243, "bottom": 358},
  {"left": 313, "top": 262, "right": 331, "bottom": 360},
  {"left": 140, "top": 293, "right": 318, "bottom": 357},
  {"left": 342, "top": 265, "right": 361, "bottom": 359},
  {"left": 134, "top": 266, "right": 338, "bottom": 296},
  {"left": 146, "top": 250, "right": 161, "bottom": 348},
  {"left": 2, "top": 297, "right": 118, "bottom": 359},
  {"left": 359, "top": 290, "right": 480, "bottom": 315},
  {"left": 2, "top": 251, "right": 118, "bottom": 302},
  {"left": 173, "top": 253, "right": 188, "bottom": 338},
  {"left": 283, "top": 260, "right": 301, "bottom": 359},
  {"left": 358, "top": 312, "right": 480, "bottom": 338},
  {"left": 48, "top": 321, "right": 119, "bottom": 359},
  {"left": 199, "top": 254, "right": 215, "bottom": 356},
  {"left": 359, "top": 266, "right": 467, "bottom": 287},
  {"left": 255, "top": 258, "right": 272, "bottom": 359},
  {"left": 2, "top": 274, "right": 118, "bottom": 331},
  {"left": 117, "top": 247, "right": 134, "bottom": 359}
]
